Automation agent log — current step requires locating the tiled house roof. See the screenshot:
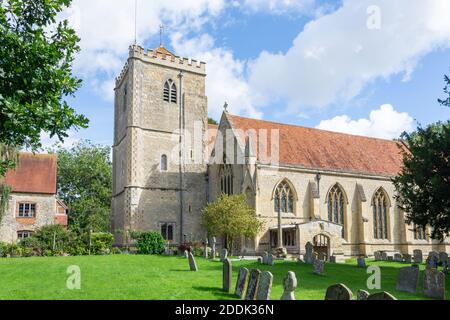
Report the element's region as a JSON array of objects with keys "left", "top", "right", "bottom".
[
  {"left": 2, "top": 153, "right": 57, "bottom": 194},
  {"left": 226, "top": 113, "right": 406, "bottom": 177}
]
